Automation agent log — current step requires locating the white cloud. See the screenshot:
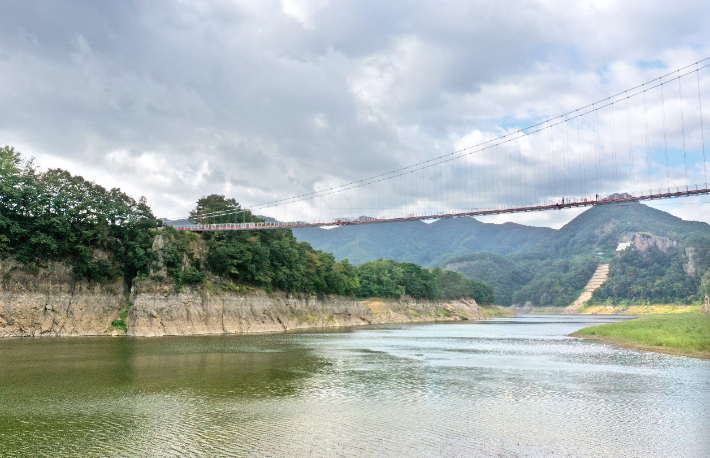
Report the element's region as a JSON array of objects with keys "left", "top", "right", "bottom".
[
  {"left": 282, "top": 0, "right": 329, "bottom": 29},
  {"left": 476, "top": 207, "right": 589, "bottom": 229},
  {"left": 1, "top": 0, "right": 709, "bottom": 227},
  {"left": 646, "top": 196, "right": 710, "bottom": 225}
]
